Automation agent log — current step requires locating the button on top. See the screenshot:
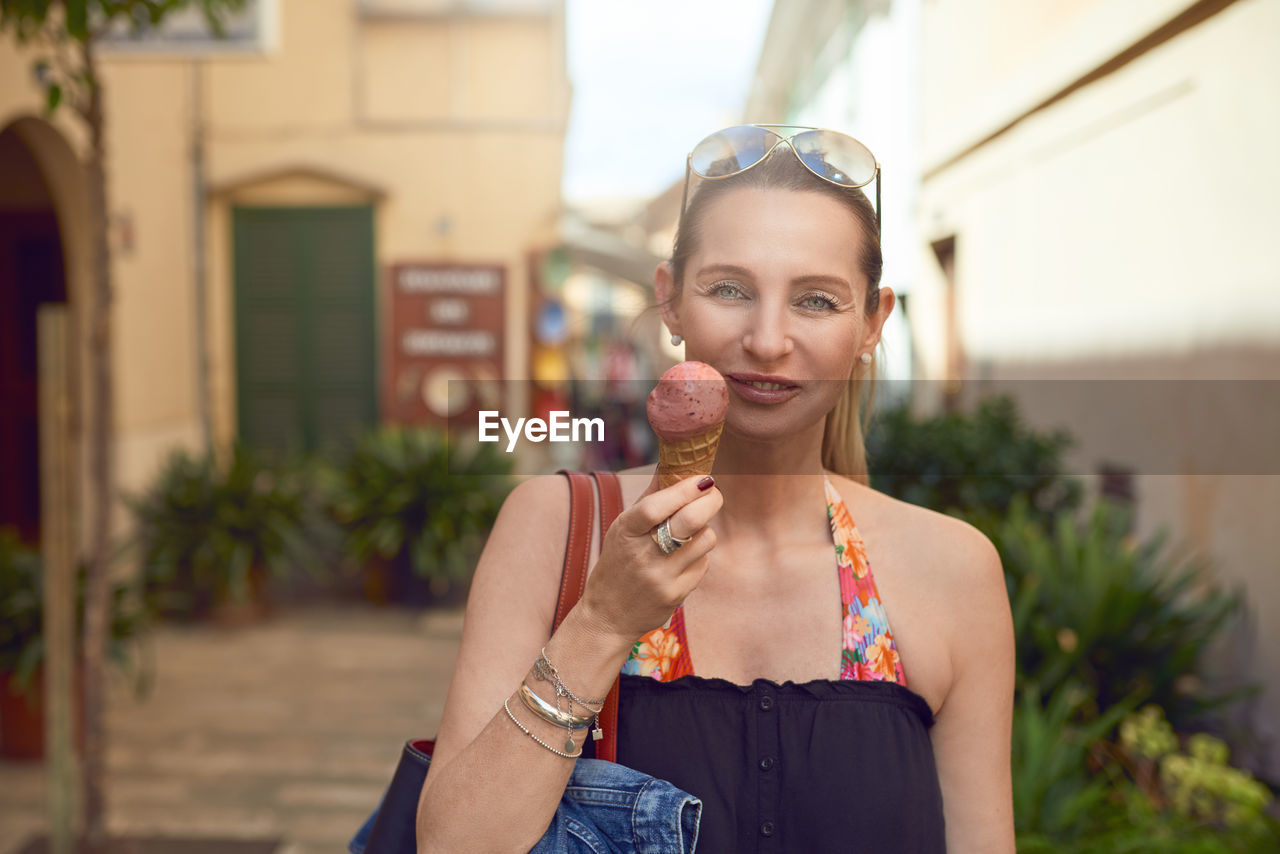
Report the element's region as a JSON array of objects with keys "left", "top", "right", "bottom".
[
  {"left": 760, "top": 821, "right": 775, "bottom": 837},
  {"left": 759, "top": 695, "right": 774, "bottom": 711},
  {"left": 759, "top": 756, "right": 775, "bottom": 771}
]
